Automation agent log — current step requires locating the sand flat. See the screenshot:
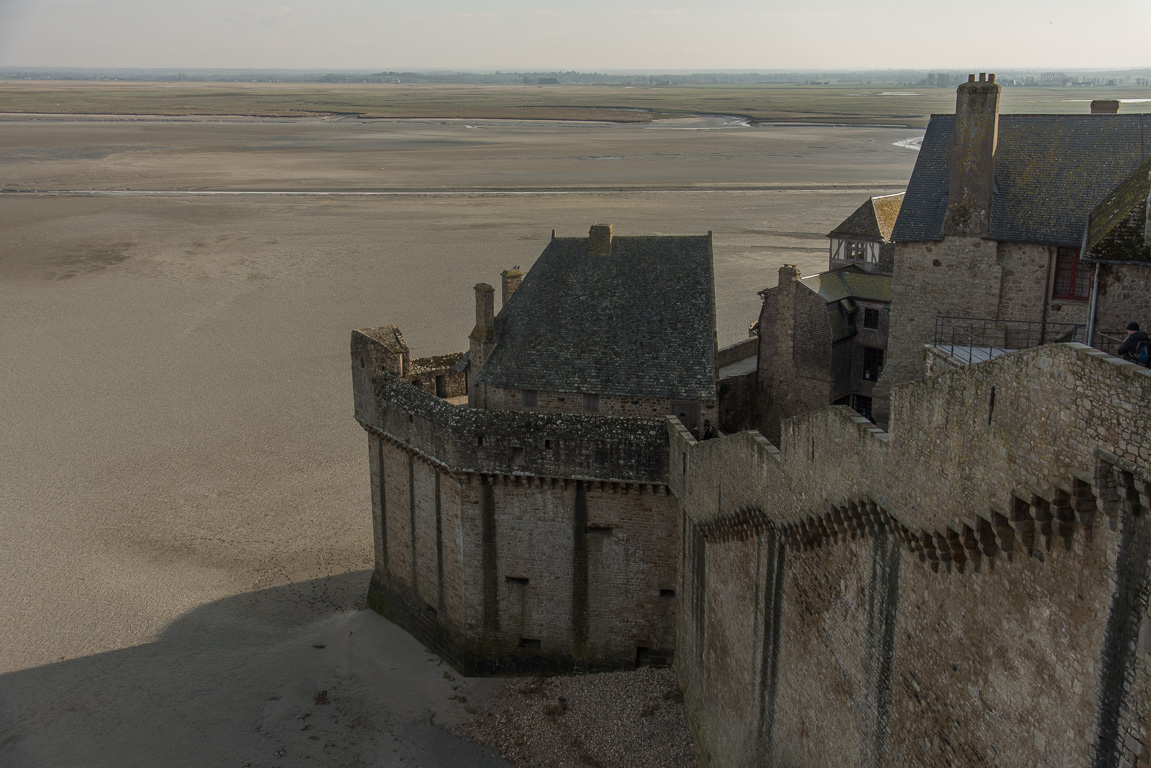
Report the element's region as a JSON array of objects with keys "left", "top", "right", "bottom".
[{"left": 0, "top": 116, "right": 917, "bottom": 765}]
